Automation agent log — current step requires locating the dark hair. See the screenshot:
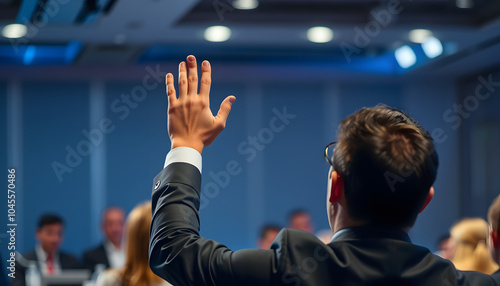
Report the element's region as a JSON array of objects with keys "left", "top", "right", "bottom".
[
  {"left": 333, "top": 105, "right": 438, "bottom": 228},
  {"left": 259, "top": 225, "right": 281, "bottom": 239},
  {"left": 37, "top": 213, "right": 64, "bottom": 229}
]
